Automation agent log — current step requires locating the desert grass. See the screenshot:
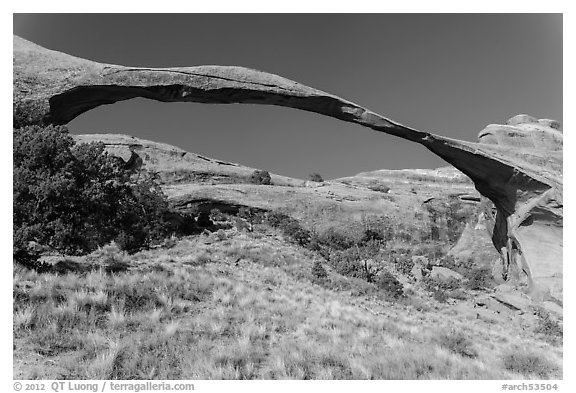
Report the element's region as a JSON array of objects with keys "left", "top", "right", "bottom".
[{"left": 14, "top": 231, "right": 562, "bottom": 379}]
